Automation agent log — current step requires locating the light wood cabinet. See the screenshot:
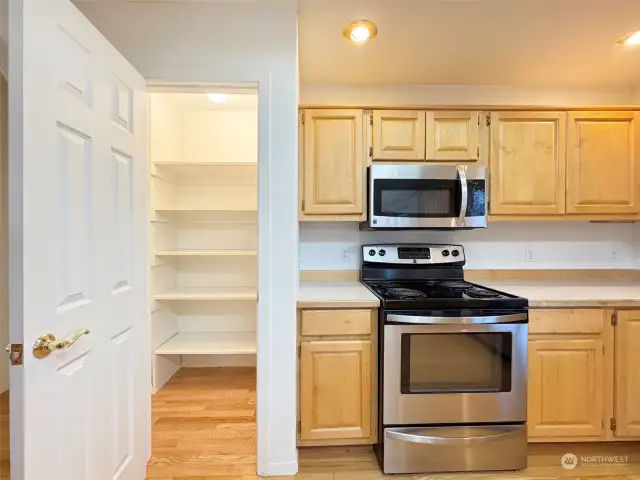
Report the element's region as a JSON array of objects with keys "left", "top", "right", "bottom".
[
  {"left": 298, "top": 308, "right": 377, "bottom": 446},
  {"left": 299, "top": 340, "right": 372, "bottom": 442},
  {"left": 372, "top": 110, "right": 426, "bottom": 160},
  {"left": 613, "top": 310, "right": 640, "bottom": 438},
  {"left": 300, "top": 109, "right": 365, "bottom": 219},
  {"left": 528, "top": 338, "right": 605, "bottom": 440},
  {"left": 528, "top": 309, "right": 609, "bottom": 442},
  {"left": 426, "top": 111, "right": 480, "bottom": 162},
  {"left": 490, "top": 112, "right": 566, "bottom": 215},
  {"left": 566, "top": 112, "right": 640, "bottom": 214}
]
